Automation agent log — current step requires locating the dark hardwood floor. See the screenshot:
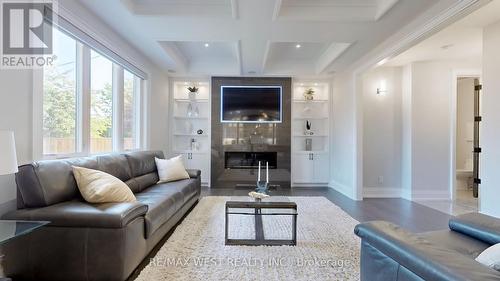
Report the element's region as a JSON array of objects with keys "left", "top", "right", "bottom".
[{"left": 202, "top": 186, "right": 453, "bottom": 233}]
